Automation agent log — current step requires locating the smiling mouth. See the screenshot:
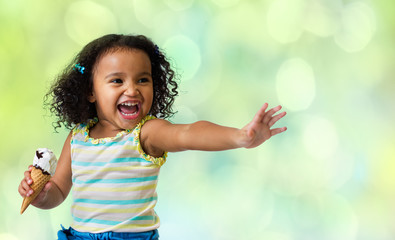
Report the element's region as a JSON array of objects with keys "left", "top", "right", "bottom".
[{"left": 118, "top": 101, "right": 140, "bottom": 118}]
